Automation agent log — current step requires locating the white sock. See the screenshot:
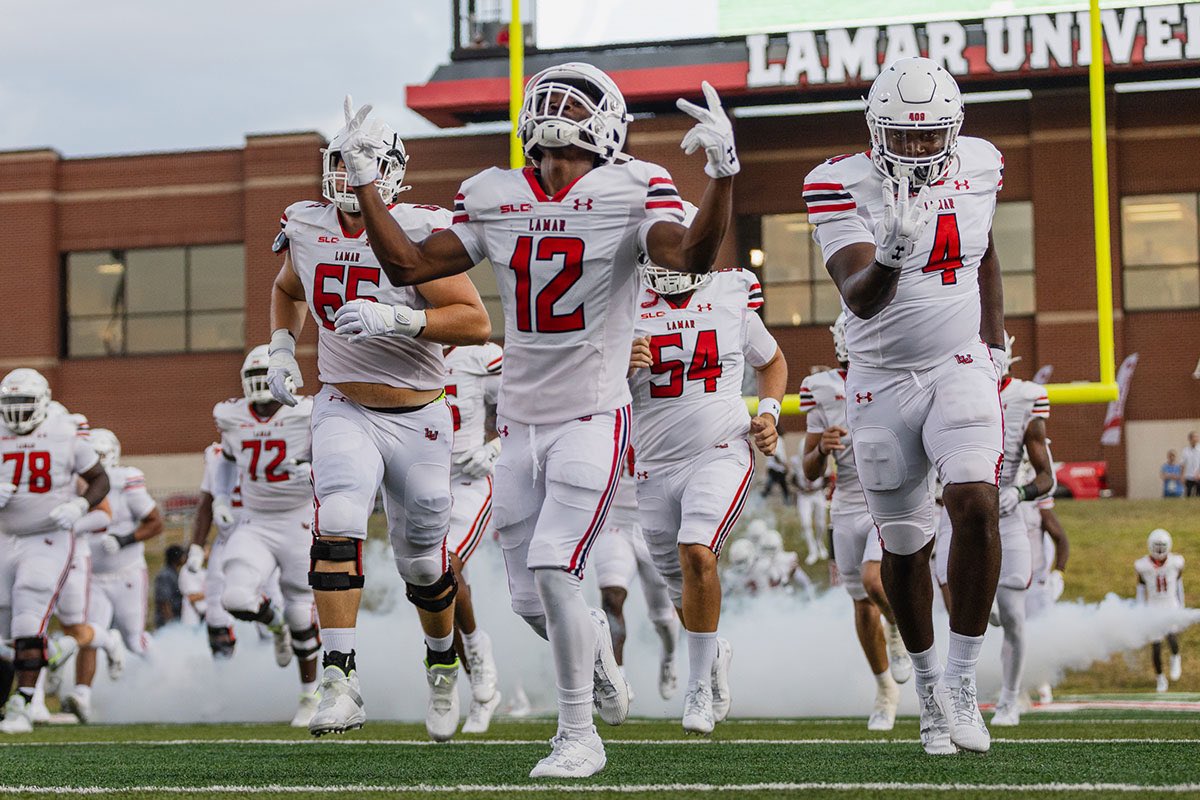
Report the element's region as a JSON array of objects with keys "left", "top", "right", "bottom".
[
  {"left": 909, "top": 644, "right": 942, "bottom": 688},
  {"left": 425, "top": 633, "right": 455, "bottom": 654},
  {"left": 945, "top": 631, "right": 985, "bottom": 682},
  {"left": 322, "top": 627, "right": 356, "bottom": 654},
  {"left": 996, "top": 586, "right": 1027, "bottom": 696},
  {"left": 687, "top": 630, "right": 718, "bottom": 691},
  {"left": 534, "top": 569, "right": 598, "bottom": 737},
  {"left": 462, "top": 629, "right": 483, "bottom": 648},
  {"left": 74, "top": 684, "right": 92, "bottom": 703},
  {"left": 301, "top": 680, "right": 318, "bottom": 695},
  {"left": 874, "top": 670, "right": 896, "bottom": 691},
  {"left": 88, "top": 623, "right": 112, "bottom": 653},
  {"left": 557, "top": 683, "right": 595, "bottom": 738},
  {"left": 997, "top": 687, "right": 1018, "bottom": 707}
]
